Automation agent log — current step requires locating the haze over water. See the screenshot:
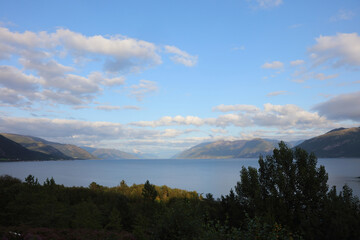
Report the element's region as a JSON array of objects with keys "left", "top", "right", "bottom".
[{"left": 1, "top": 158, "right": 359, "bottom": 198}]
